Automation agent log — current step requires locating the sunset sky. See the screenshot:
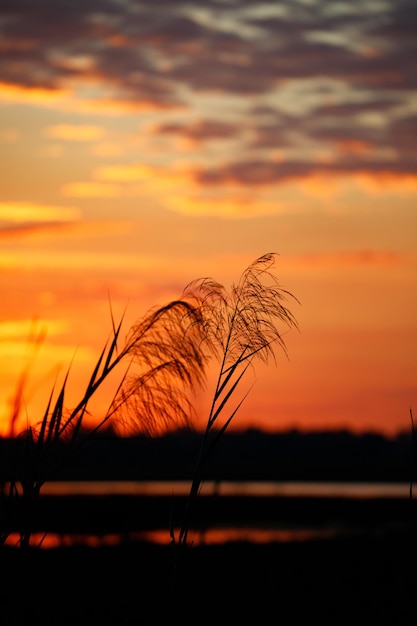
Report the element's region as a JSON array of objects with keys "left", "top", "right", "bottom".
[{"left": 1, "top": 0, "right": 416, "bottom": 438}]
